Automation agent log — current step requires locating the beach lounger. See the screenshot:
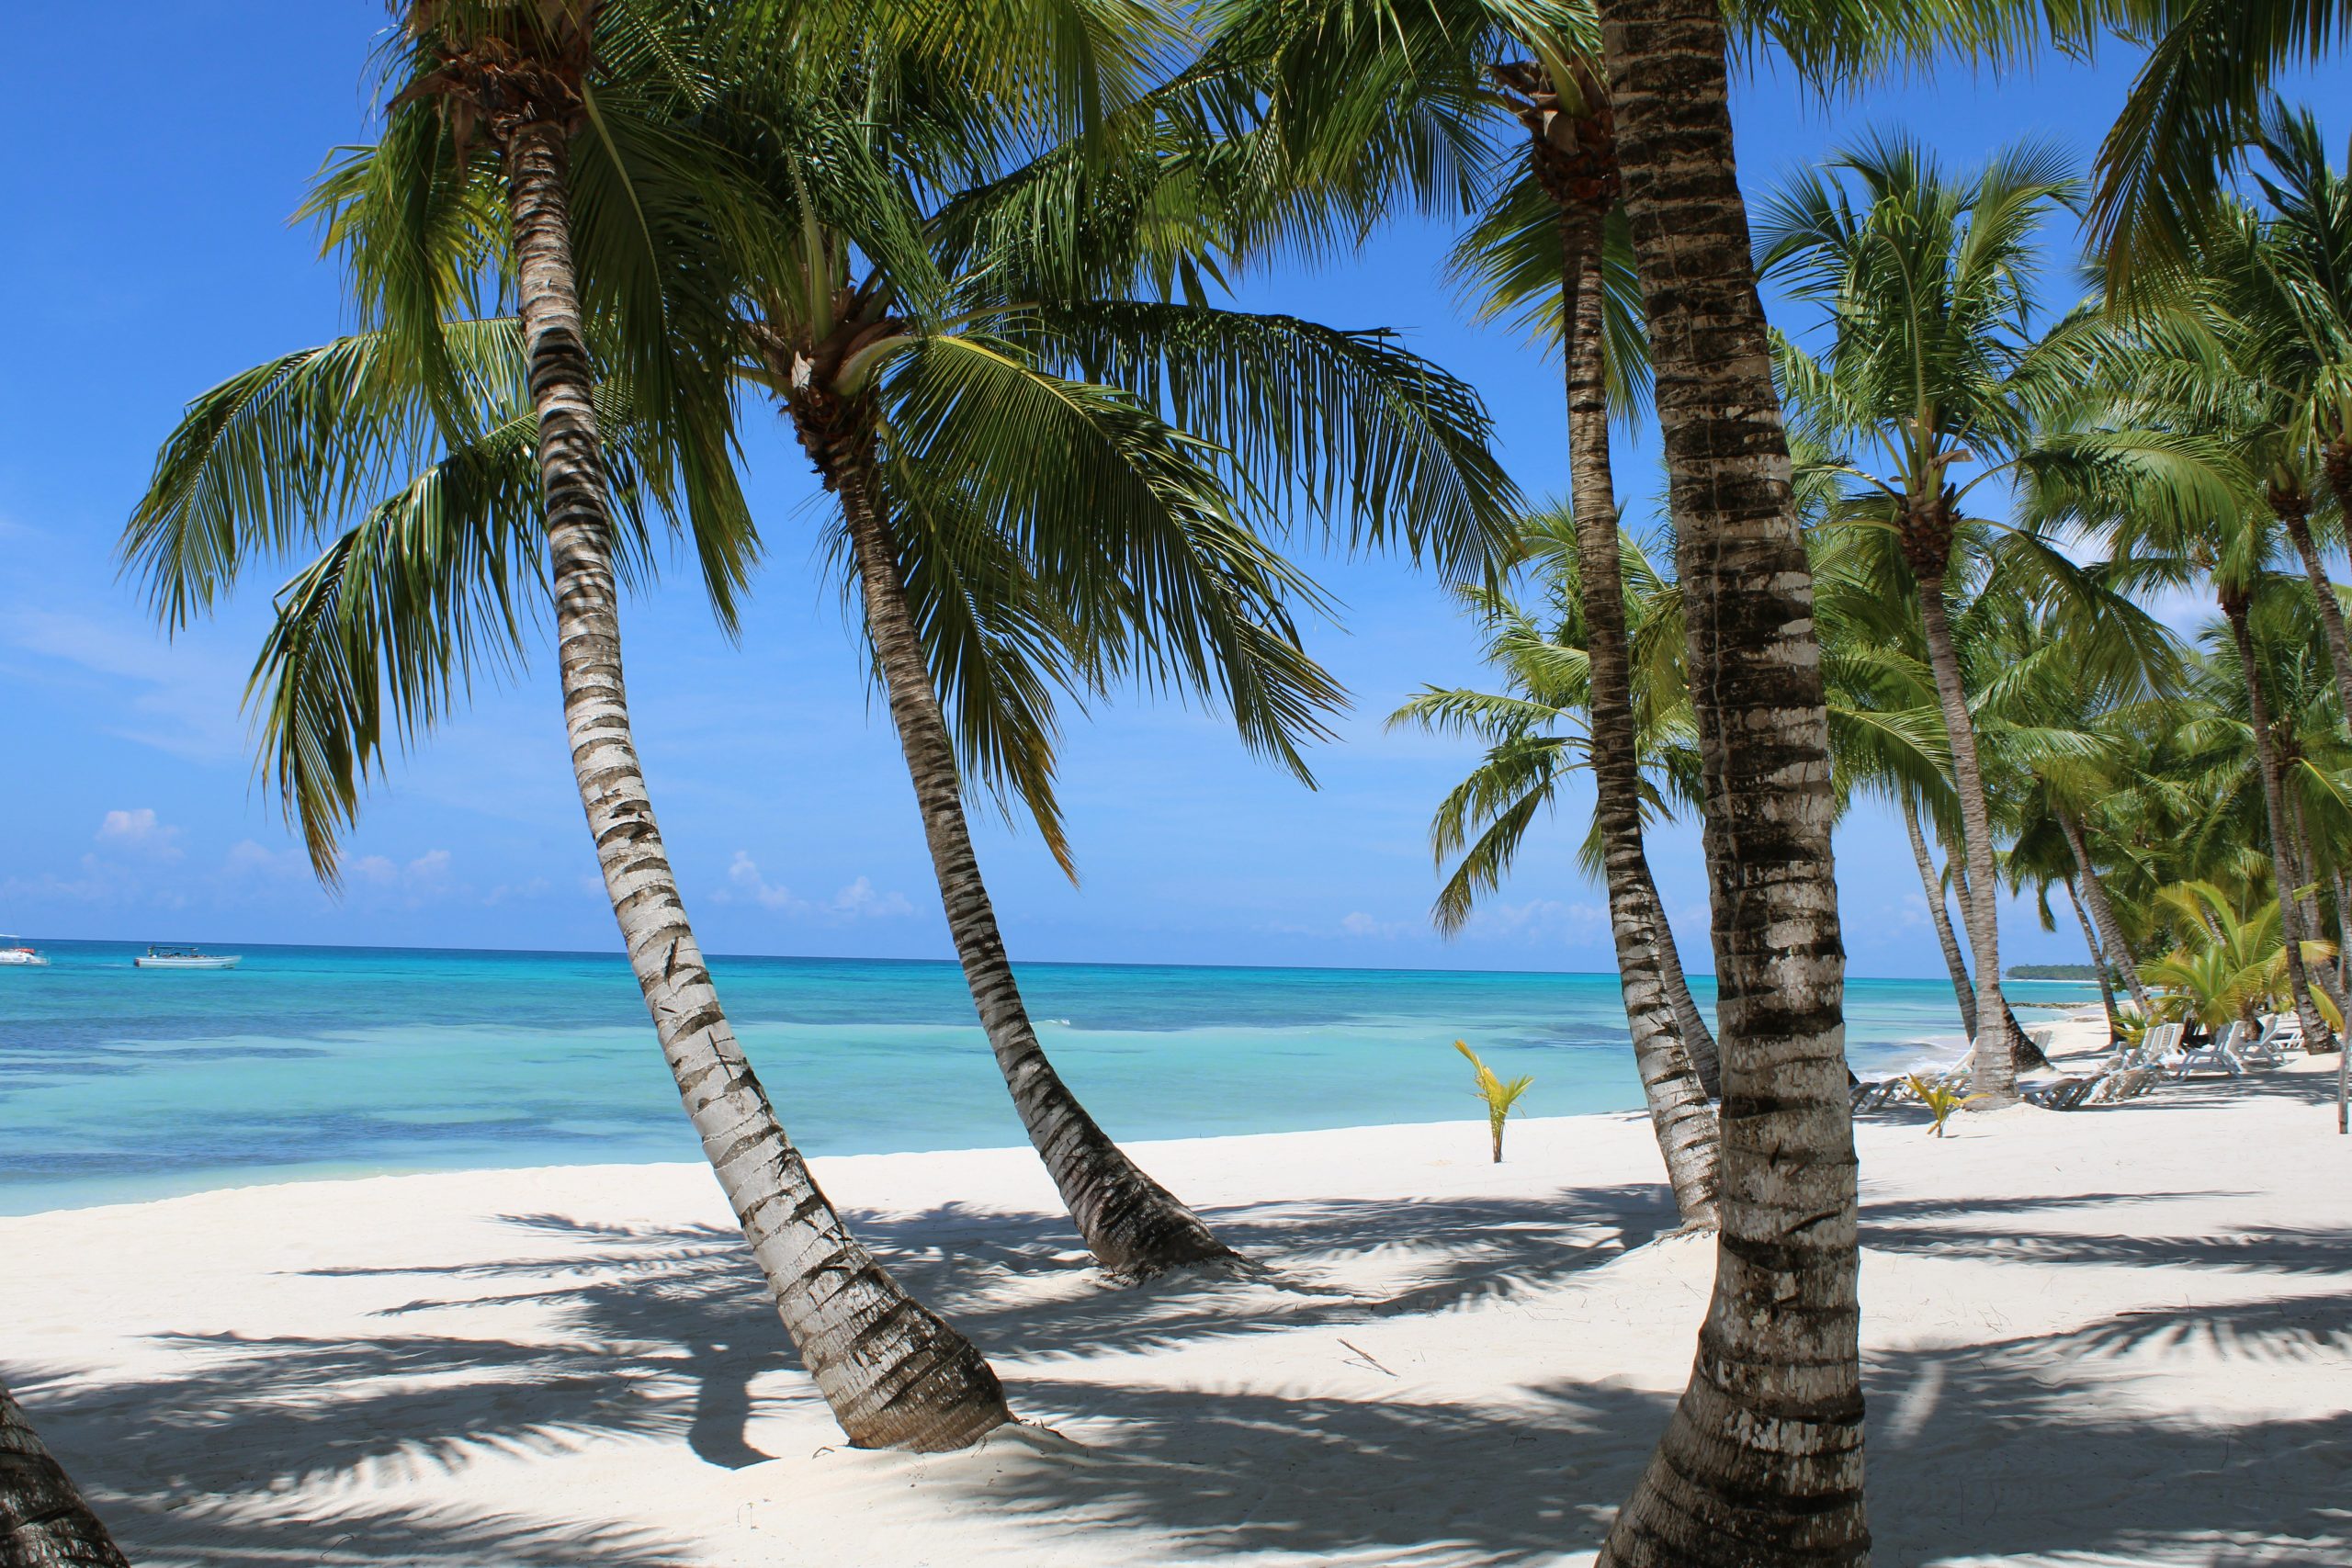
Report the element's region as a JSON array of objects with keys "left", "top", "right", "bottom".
[
  {"left": 2173, "top": 1021, "right": 2245, "bottom": 1079},
  {"left": 2024, "top": 1076, "right": 2097, "bottom": 1110},
  {"left": 2242, "top": 1013, "right": 2298, "bottom": 1064}
]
